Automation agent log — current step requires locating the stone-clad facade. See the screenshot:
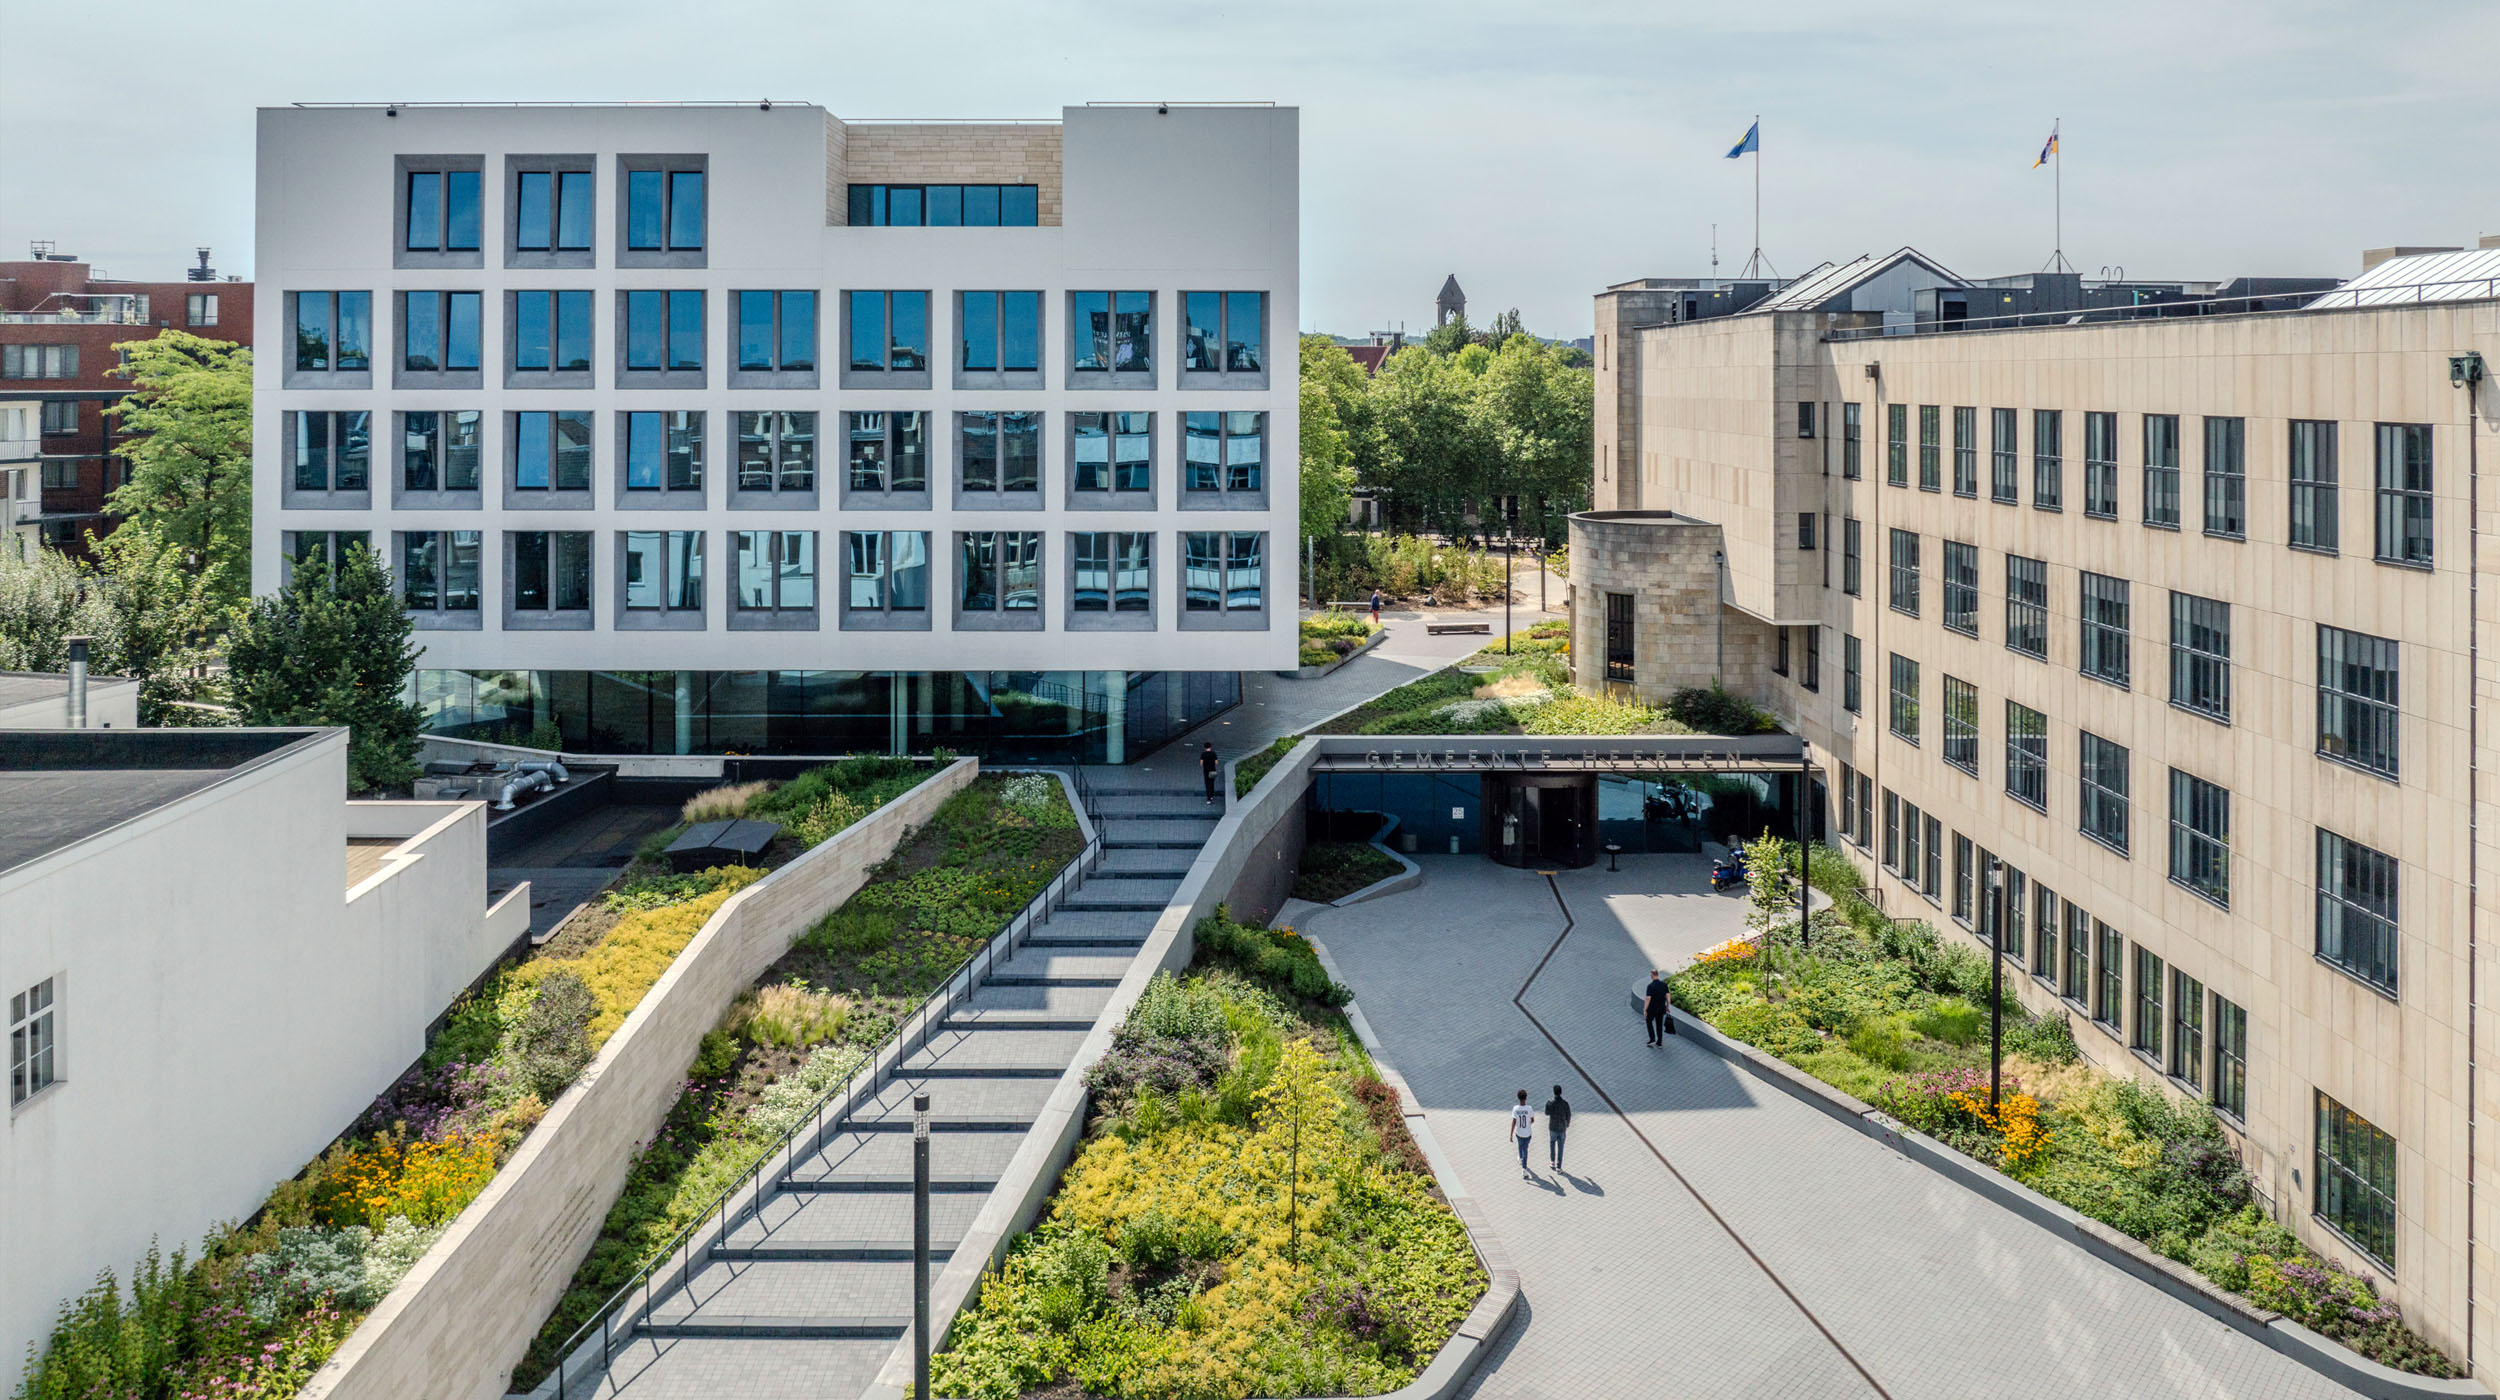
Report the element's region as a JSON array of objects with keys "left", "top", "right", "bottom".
[{"left": 1587, "top": 254, "right": 2500, "bottom": 1382}]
